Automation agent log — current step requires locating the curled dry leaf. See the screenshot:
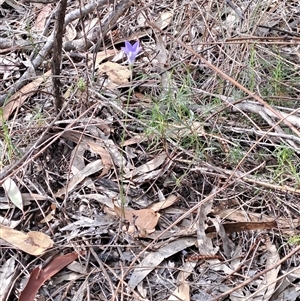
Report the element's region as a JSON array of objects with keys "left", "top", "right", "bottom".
[
  {"left": 114, "top": 204, "right": 160, "bottom": 230},
  {"left": 87, "top": 140, "right": 113, "bottom": 178},
  {"left": 19, "top": 252, "right": 83, "bottom": 301},
  {"left": 2, "top": 70, "right": 51, "bottom": 123},
  {"left": 60, "top": 131, "right": 113, "bottom": 178},
  {"left": 0, "top": 224, "right": 53, "bottom": 256}
]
